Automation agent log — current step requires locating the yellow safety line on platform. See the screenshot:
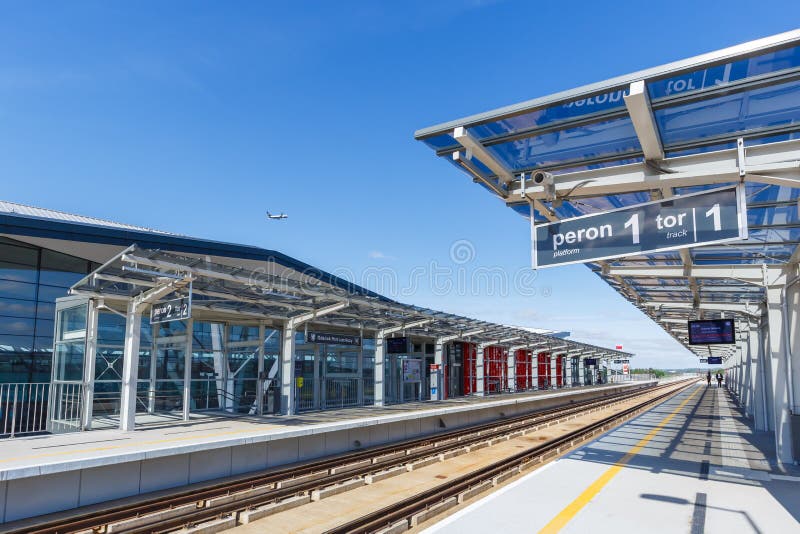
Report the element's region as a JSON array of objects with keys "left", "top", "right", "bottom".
[{"left": 537, "top": 385, "right": 701, "bottom": 534}]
